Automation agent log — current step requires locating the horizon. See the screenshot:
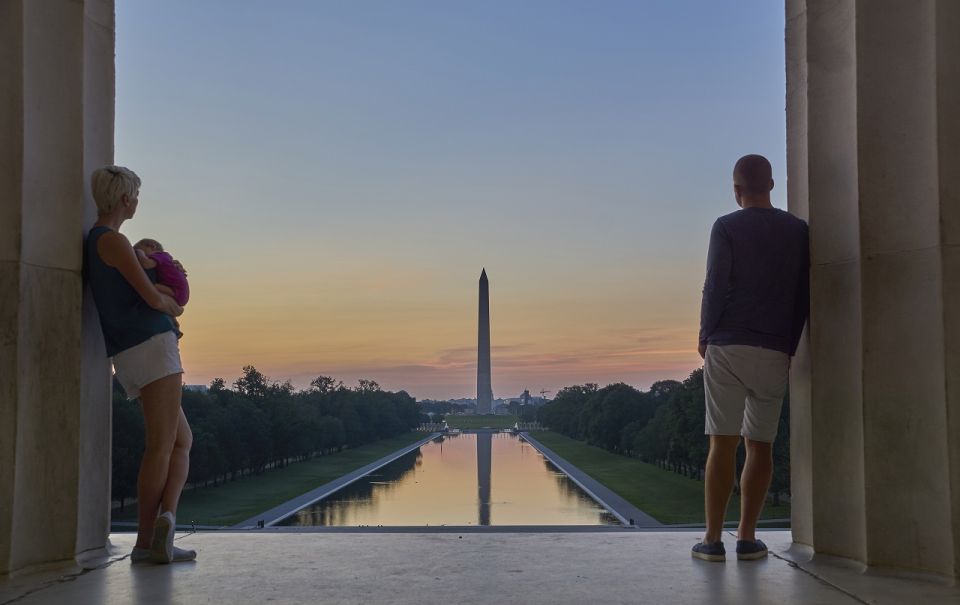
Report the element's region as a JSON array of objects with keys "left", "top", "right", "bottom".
[{"left": 115, "top": 1, "right": 785, "bottom": 400}]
